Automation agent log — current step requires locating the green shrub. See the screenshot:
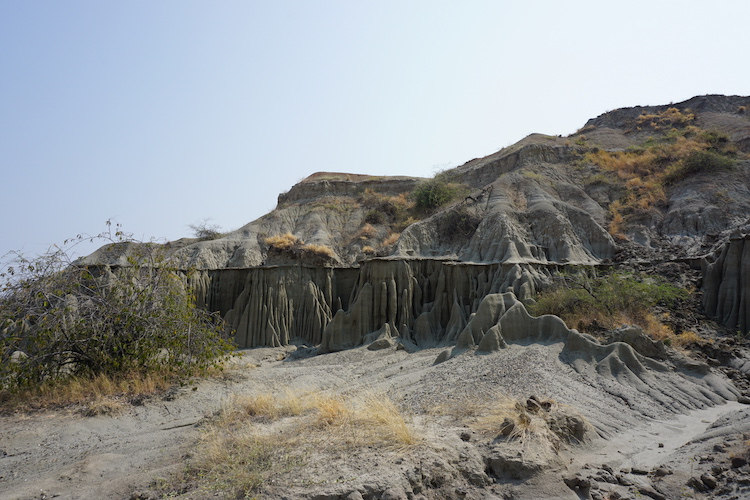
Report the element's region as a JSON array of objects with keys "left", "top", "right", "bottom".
[
  {"left": 0, "top": 222, "right": 234, "bottom": 390},
  {"left": 529, "top": 270, "right": 687, "bottom": 333},
  {"left": 663, "top": 150, "right": 736, "bottom": 185},
  {"left": 412, "top": 177, "right": 467, "bottom": 213}
]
